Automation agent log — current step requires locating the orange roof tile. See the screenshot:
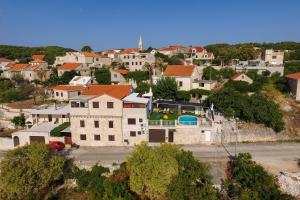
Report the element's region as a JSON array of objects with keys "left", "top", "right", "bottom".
[
  {"left": 49, "top": 85, "right": 85, "bottom": 91},
  {"left": 190, "top": 46, "right": 205, "bottom": 53},
  {"left": 81, "top": 85, "right": 132, "bottom": 100},
  {"left": 30, "top": 59, "right": 47, "bottom": 63},
  {"left": 59, "top": 63, "right": 81, "bottom": 70},
  {"left": 163, "top": 65, "right": 195, "bottom": 76},
  {"left": 114, "top": 69, "right": 128, "bottom": 75},
  {"left": 32, "top": 54, "right": 45, "bottom": 60},
  {"left": 81, "top": 52, "right": 102, "bottom": 57},
  {"left": 9, "top": 63, "right": 29, "bottom": 71},
  {"left": 230, "top": 72, "right": 243, "bottom": 80},
  {"left": 286, "top": 72, "right": 300, "bottom": 80},
  {"left": 119, "top": 48, "right": 140, "bottom": 54},
  {"left": 0, "top": 57, "right": 13, "bottom": 62}
]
